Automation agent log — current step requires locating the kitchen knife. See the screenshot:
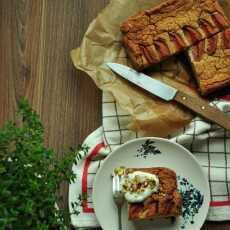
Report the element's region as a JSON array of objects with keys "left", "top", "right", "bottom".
[{"left": 107, "top": 63, "right": 230, "bottom": 131}]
